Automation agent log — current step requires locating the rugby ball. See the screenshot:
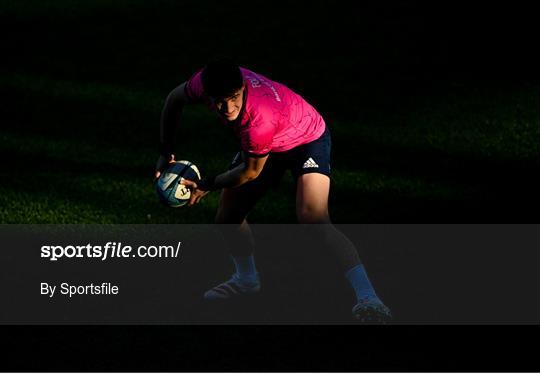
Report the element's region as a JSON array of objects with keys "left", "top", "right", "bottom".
[{"left": 156, "top": 161, "right": 201, "bottom": 207}]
